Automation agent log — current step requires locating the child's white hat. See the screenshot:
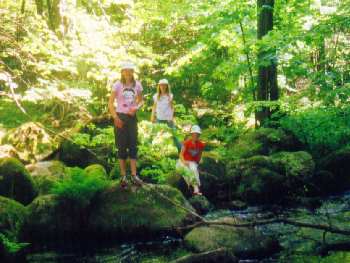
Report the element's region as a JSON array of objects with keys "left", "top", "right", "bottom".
[
  {"left": 190, "top": 125, "right": 201, "bottom": 134},
  {"left": 120, "top": 61, "right": 136, "bottom": 70},
  {"left": 158, "top": 79, "right": 169, "bottom": 85}
]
